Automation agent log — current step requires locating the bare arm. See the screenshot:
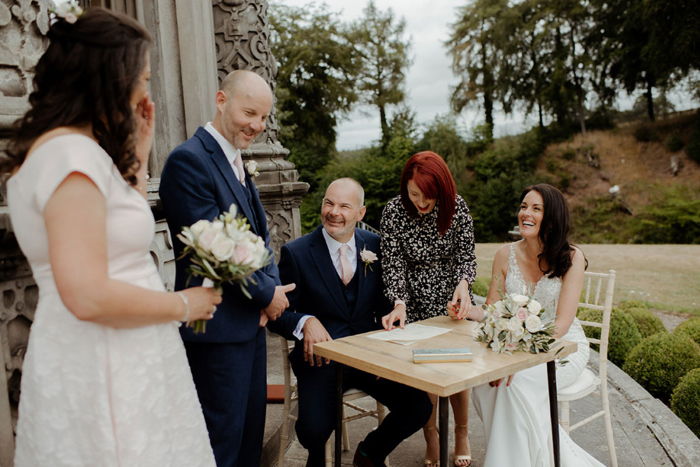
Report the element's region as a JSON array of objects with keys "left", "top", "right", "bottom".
[
  {"left": 552, "top": 247, "right": 586, "bottom": 338},
  {"left": 45, "top": 173, "right": 220, "bottom": 328}
]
